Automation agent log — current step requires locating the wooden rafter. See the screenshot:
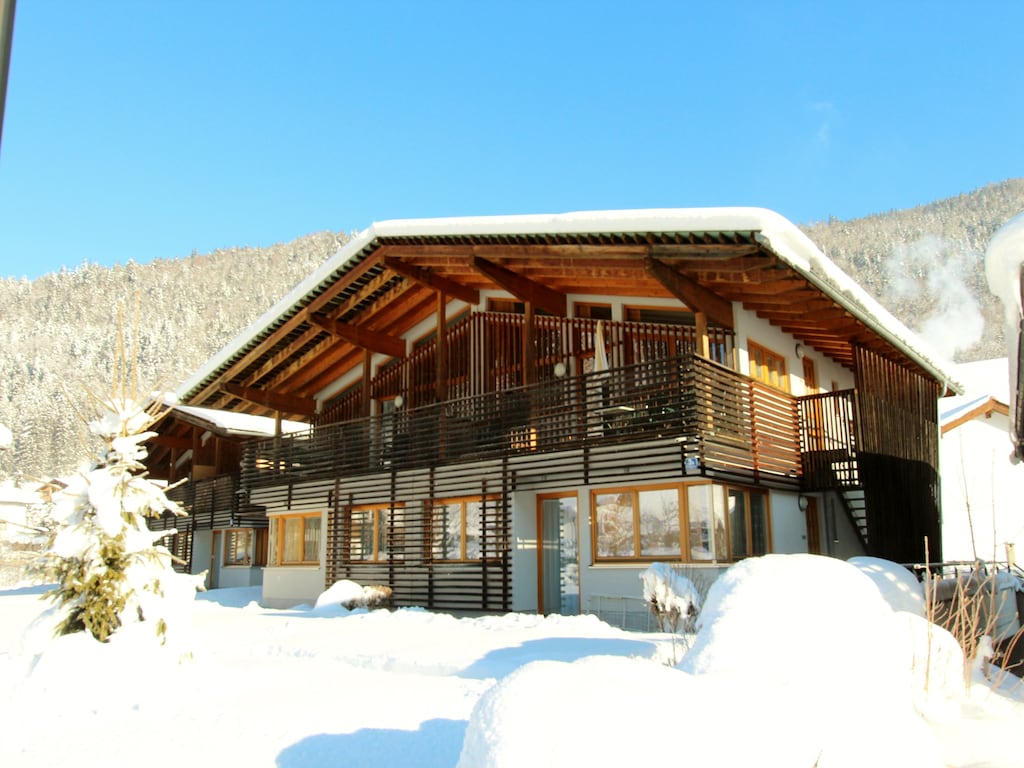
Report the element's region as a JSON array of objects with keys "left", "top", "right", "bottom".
[
  {"left": 309, "top": 313, "right": 407, "bottom": 358},
  {"left": 381, "top": 255, "right": 480, "bottom": 305},
  {"left": 469, "top": 255, "right": 567, "bottom": 316},
  {"left": 221, "top": 384, "right": 317, "bottom": 417},
  {"left": 644, "top": 256, "right": 734, "bottom": 329}
]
